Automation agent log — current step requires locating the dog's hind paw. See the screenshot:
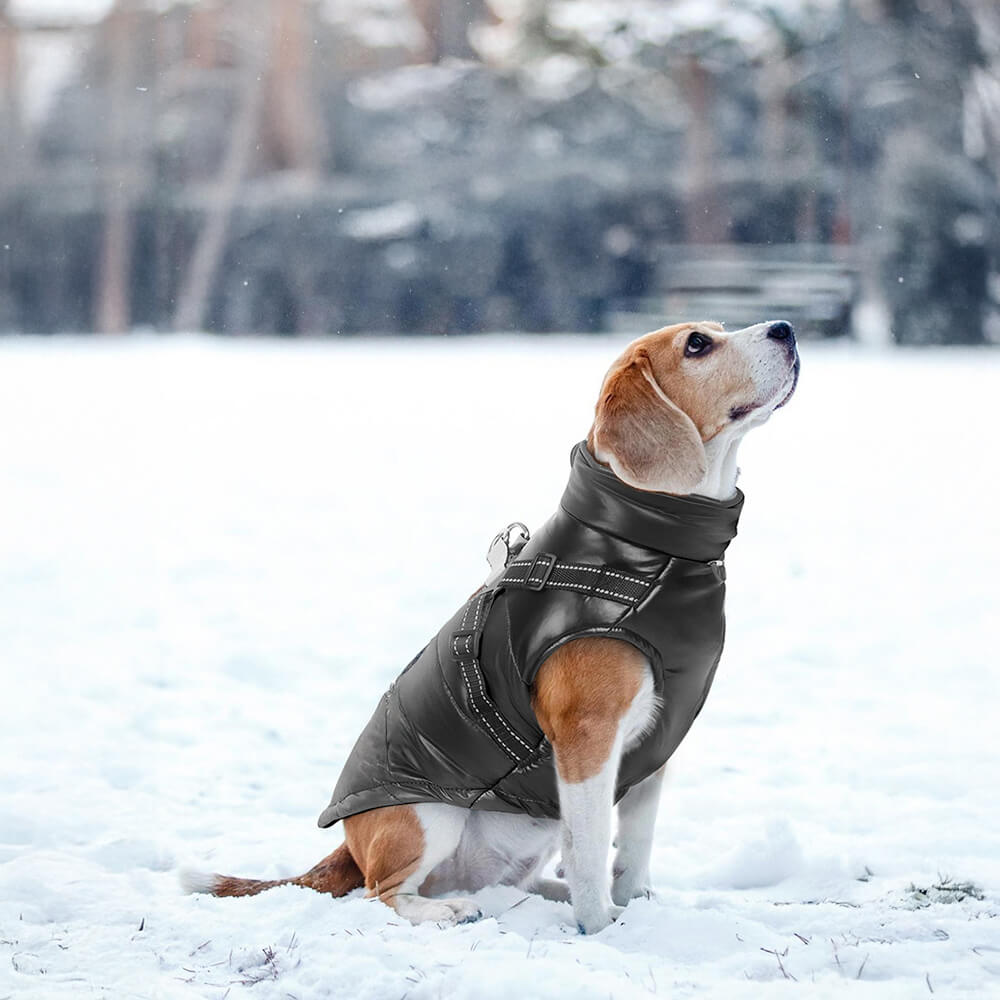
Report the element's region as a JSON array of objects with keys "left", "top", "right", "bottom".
[{"left": 444, "top": 897, "right": 484, "bottom": 924}]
